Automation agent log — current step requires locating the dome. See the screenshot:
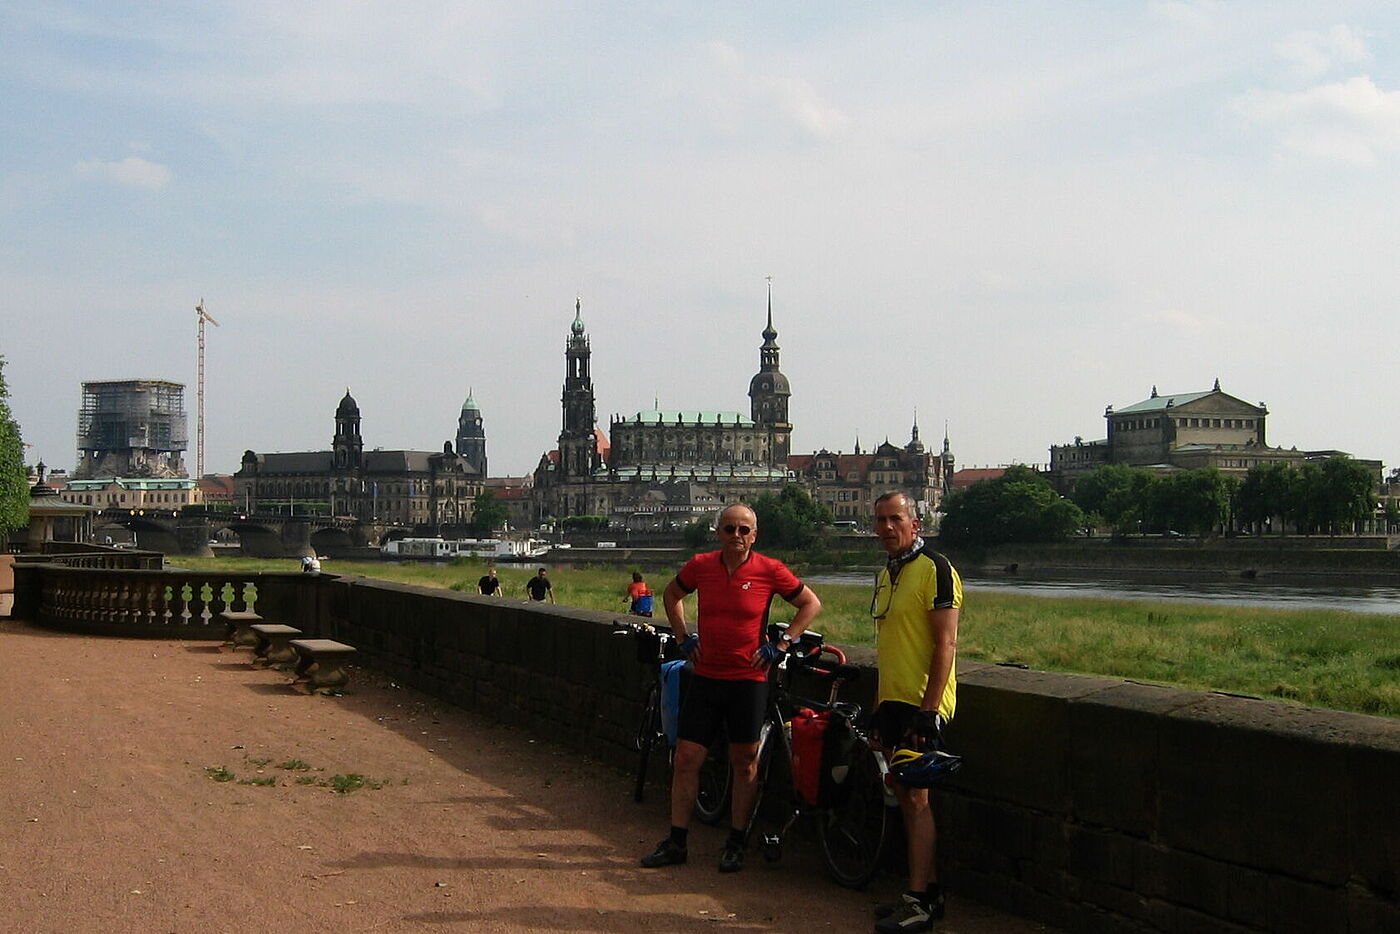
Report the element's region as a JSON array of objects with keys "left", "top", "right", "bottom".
[
  {"left": 571, "top": 298, "right": 586, "bottom": 336},
  {"left": 461, "top": 389, "right": 480, "bottom": 413},
  {"left": 336, "top": 389, "right": 360, "bottom": 418},
  {"left": 749, "top": 371, "right": 790, "bottom": 396}
]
